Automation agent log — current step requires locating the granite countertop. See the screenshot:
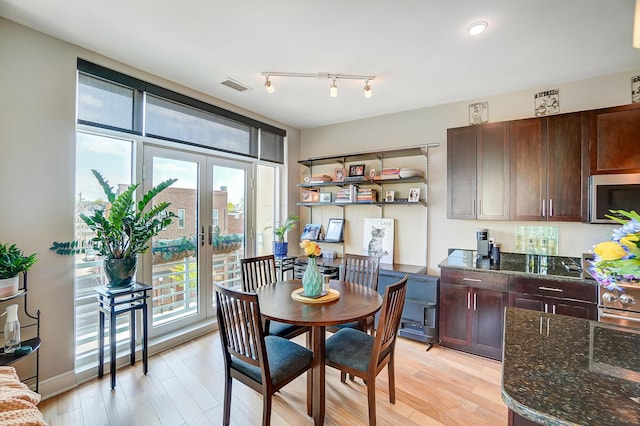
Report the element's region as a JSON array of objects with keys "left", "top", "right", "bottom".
[
  {"left": 502, "top": 307, "right": 640, "bottom": 425},
  {"left": 439, "top": 249, "right": 593, "bottom": 284}
]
